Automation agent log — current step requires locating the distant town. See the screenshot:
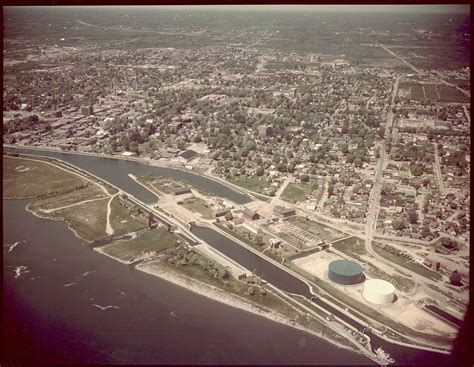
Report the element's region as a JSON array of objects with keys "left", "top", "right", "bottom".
[{"left": 3, "top": 6, "right": 470, "bottom": 365}]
